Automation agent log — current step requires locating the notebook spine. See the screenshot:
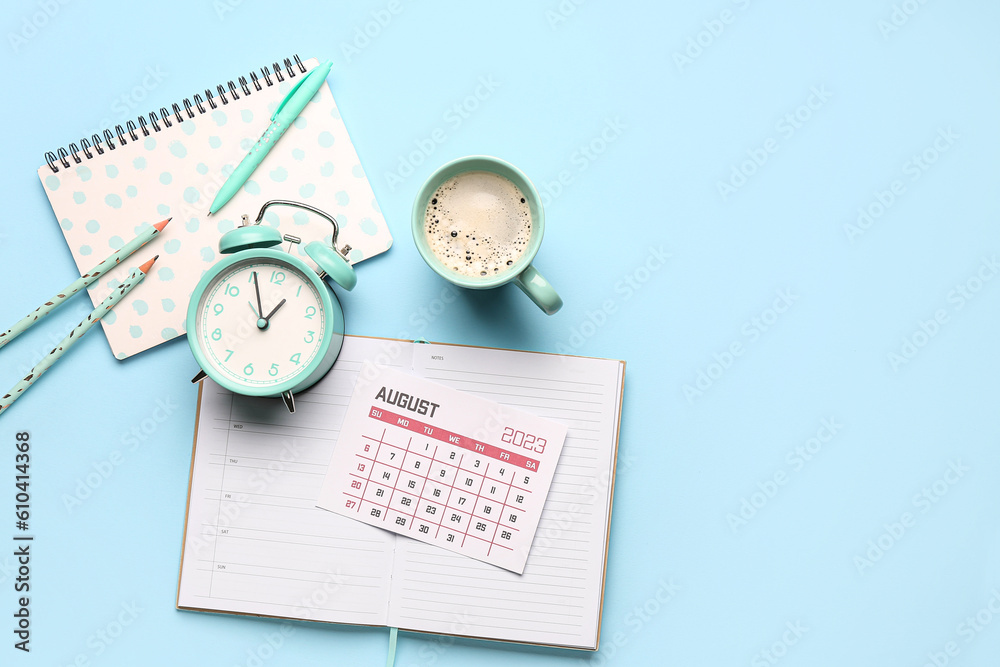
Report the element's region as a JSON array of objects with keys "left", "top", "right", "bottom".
[{"left": 44, "top": 55, "right": 307, "bottom": 173}]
